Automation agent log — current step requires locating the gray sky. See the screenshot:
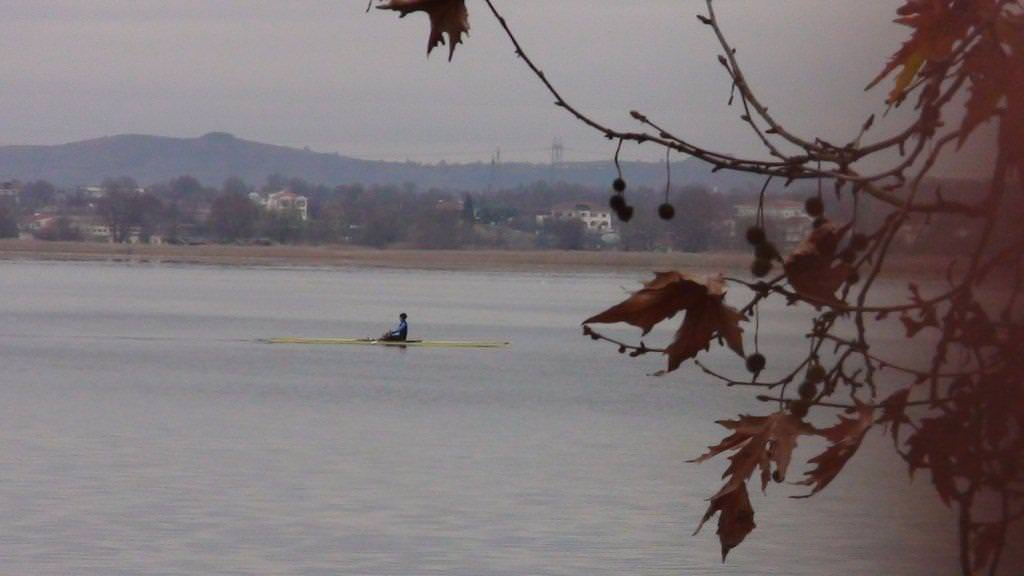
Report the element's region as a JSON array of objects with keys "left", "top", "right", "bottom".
[{"left": 0, "top": 1, "right": 993, "bottom": 175}]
